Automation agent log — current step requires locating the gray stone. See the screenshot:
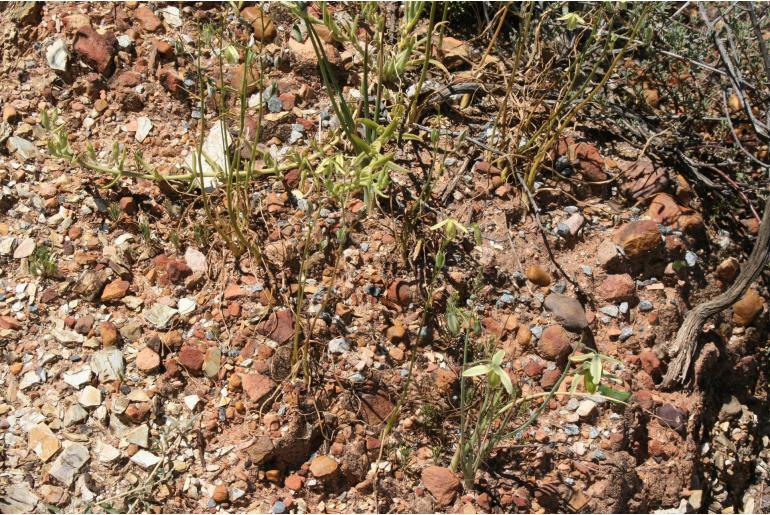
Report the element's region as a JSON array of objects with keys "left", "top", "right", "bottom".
[
  {"left": 130, "top": 450, "right": 160, "bottom": 469},
  {"left": 543, "top": 294, "right": 588, "bottom": 332},
  {"left": 638, "top": 300, "right": 653, "bottom": 312},
  {"left": 328, "top": 337, "right": 350, "bottom": 354},
  {"left": 143, "top": 303, "right": 177, "bottom": 329},
  {"left": 49, "top": 443, "right": 89, "bottom": 486},
  {"left": 91, "top": 347, "right": 125, "bottom": 382},
  {"left": 0, "top": 483, "right": 39, "bottom": 513},
  {"left": 124, "top": 424, "right": 149, "bottom": 448},
  {"left": 63, "top": 404, "right": 89, "bottom": 426}
]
